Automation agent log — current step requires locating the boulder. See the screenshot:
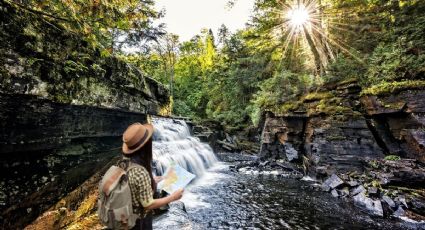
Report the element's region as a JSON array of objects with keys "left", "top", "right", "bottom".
[
  {"left": 347, "top": 180, "right": 359, "bottom": 187},
  {"left": 395, "top": 196, "right": 409, "bottom": 208},
  {"left": 339, "top": 187, "right": 350, "bottom": 197},
  {"left": 351, "top": 185, "right": 366, "bottom": 196},
  {"left": 331, "top": 189, "right": 339, "bottom": 198},
  {"left": 368, "top": 187, "right": 379, "bottom": 196},
  {"left": 393, "top": 206, "right": 406, "bottom": 218},
  {"left": 323, "top": 174, "right": 344, "bottom": 189},
  {"left": 410, "top": 197, "right": 425, "bottom": 216},
  {"left": 153, "top": 201, "right": 193, "bottom": 230},
  {"left": 284, "top": 144, "right": 299, "bottom": 162},
  {"left": 382, "top": 195, "right": 396, "bottom": 208},
  {"left": 353, "top": 192, "right": 384, "bottom": 217}
]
